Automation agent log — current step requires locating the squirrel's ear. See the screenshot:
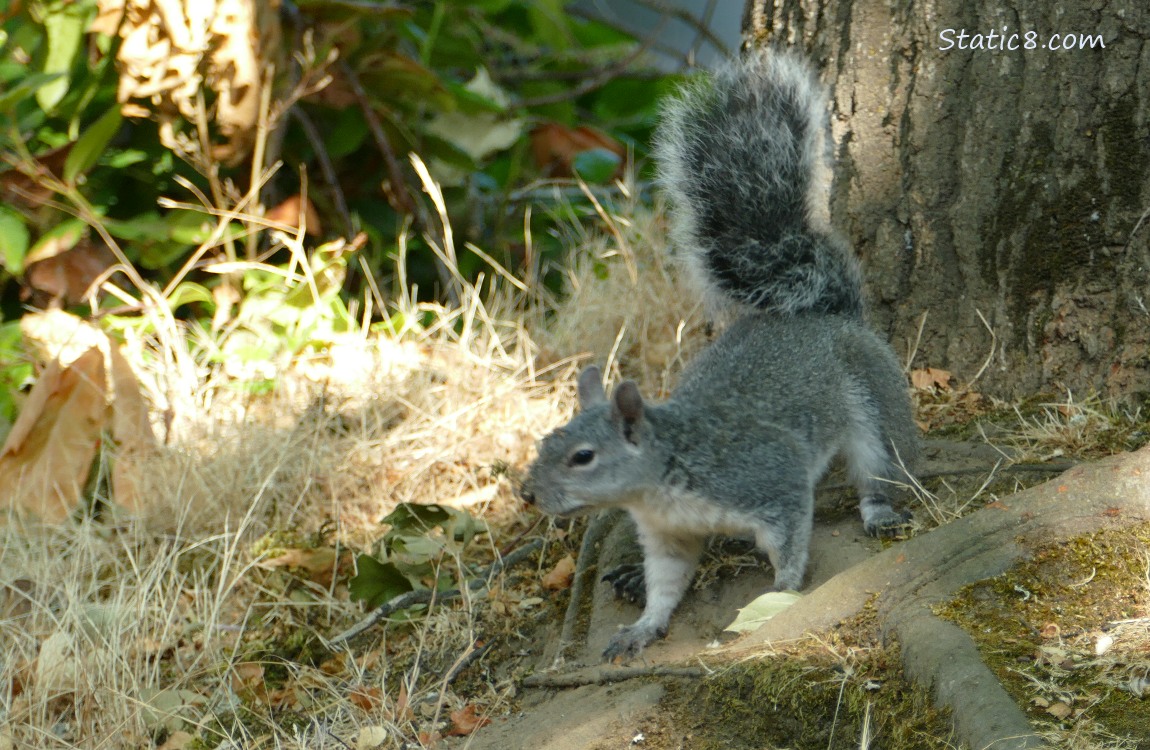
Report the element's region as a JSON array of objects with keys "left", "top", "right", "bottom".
[
  {"left": 611, "top": 381, "right": 644, "bottom": 443},
  {"left": 577, "top": 366, "right": 606, "bottom": 409}
]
